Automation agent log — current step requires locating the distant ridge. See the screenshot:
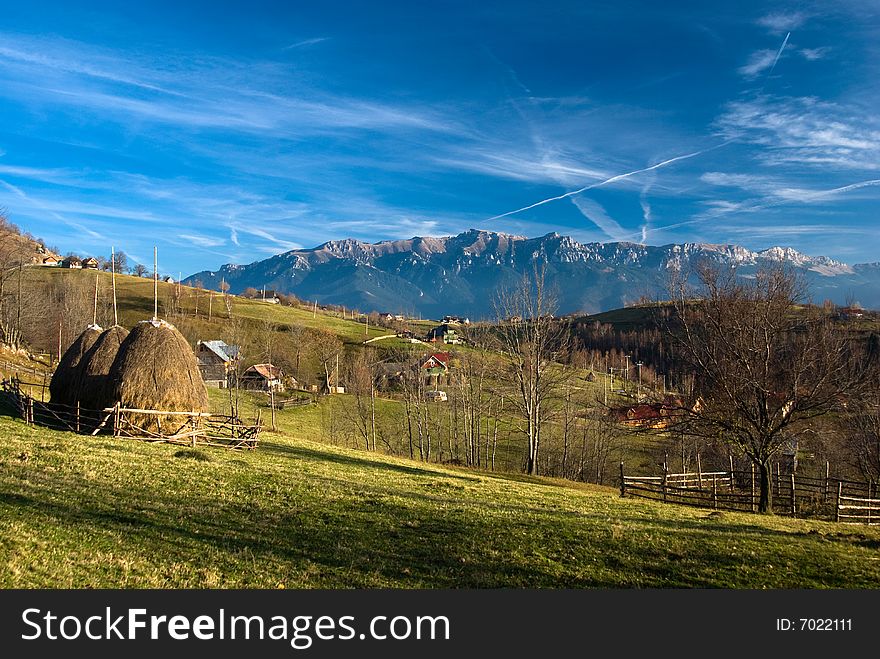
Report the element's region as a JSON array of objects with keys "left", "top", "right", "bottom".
[{"left": 185, "top": 229, "right": 880, "bottom": 318}]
